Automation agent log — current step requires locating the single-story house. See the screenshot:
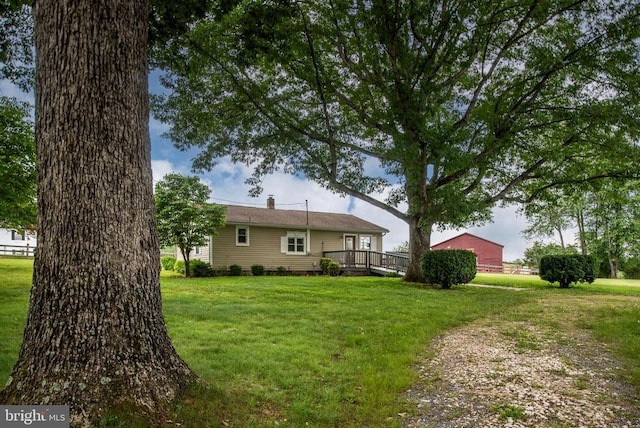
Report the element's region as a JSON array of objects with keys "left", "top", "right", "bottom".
[
  {"left": 431, "top": 232, "right": 503, "bottom": 272},
  {"left": 188, "top": 196, "right": 389, "bottom": 273}
]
